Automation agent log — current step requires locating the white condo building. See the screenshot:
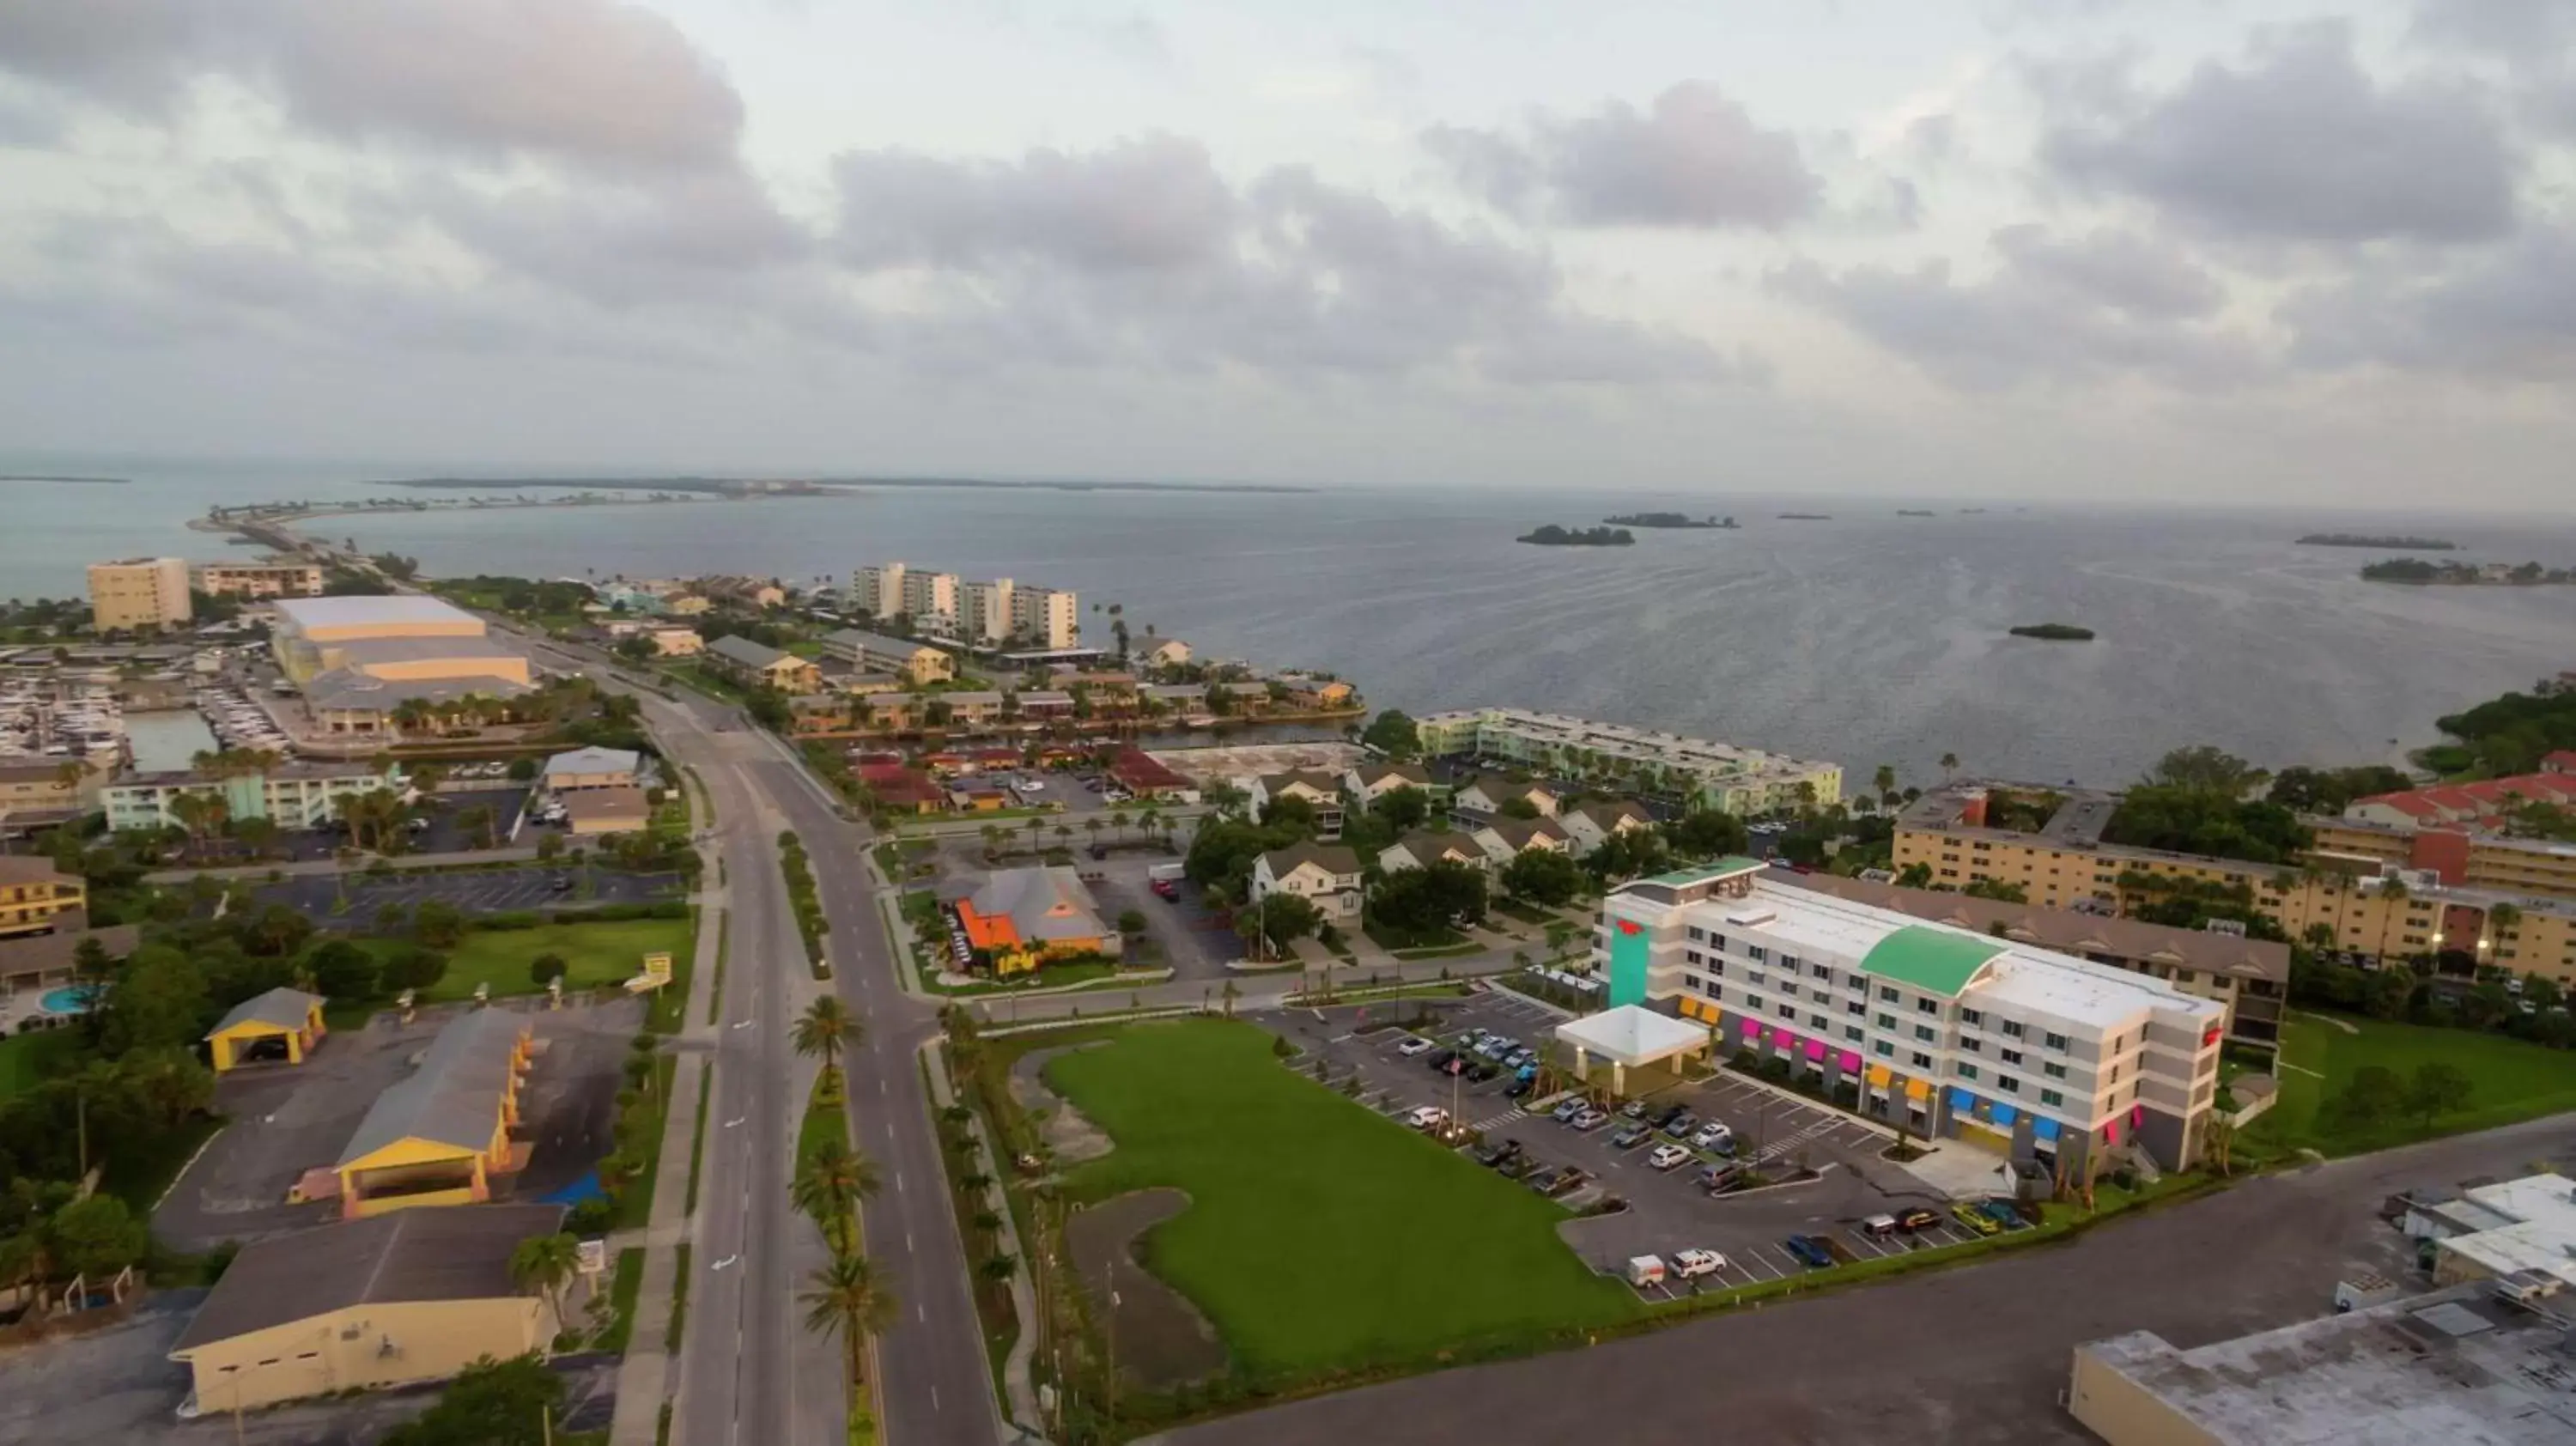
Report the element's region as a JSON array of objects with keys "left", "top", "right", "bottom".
[
  {"left": 1010, "top": 585, "right": 1078, "bottom": 649},
  {"left": 1417, "top": 707, "right": 1842, "bottom": 817},
  {"left": 854, "top": 563, "right": 905, "bottom": 620},
  {"left": 854, "top": 563, "right": 1076, "bottom": 647},
  {"left": 1594, "top": 860, "right": 2225, "bottom": 1173},
  {"left": 962, "top": 579, "right": 1014, "bottom": 644}
]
